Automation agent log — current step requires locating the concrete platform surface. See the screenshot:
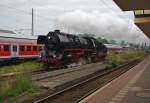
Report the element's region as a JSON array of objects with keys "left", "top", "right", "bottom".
[
  {"left": 34, "top": 62, "right": 106, "bottom": 89},
  {"left": 32, "top": 62, "right": 104, "bottom": 81},
  {"left": 79, "top": 56, "right": 150, "bottom": 103}
]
